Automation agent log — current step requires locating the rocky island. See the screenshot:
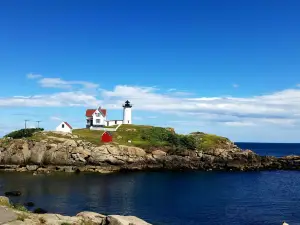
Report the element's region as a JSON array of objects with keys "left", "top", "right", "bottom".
[{"left": 0, "top": 125, "right": 298, "bottom": 173}]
